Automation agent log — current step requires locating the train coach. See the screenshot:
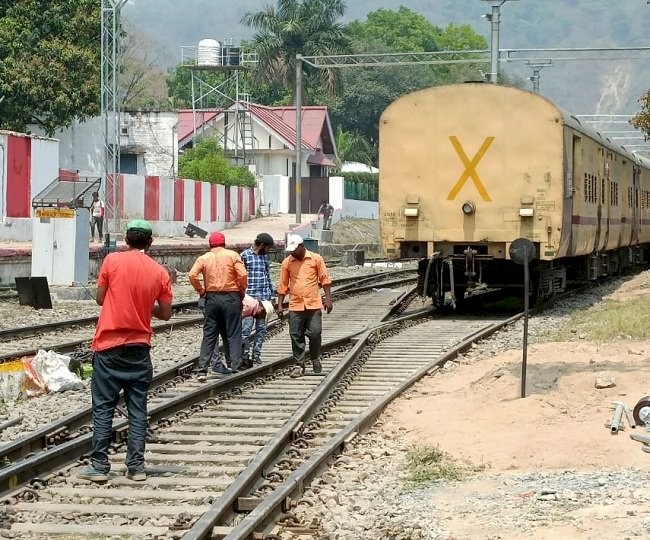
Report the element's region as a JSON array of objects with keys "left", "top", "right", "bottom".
[{"left": 379, "top": 83, "right": 650, "bottom": 306}]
